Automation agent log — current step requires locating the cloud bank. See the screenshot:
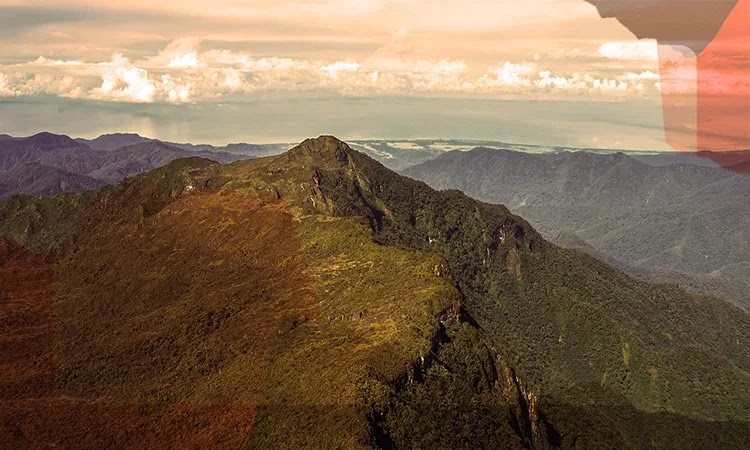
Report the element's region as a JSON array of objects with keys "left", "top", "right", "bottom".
[{"left": 0, "top": 38, "right": 672, "bottom": 104}]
